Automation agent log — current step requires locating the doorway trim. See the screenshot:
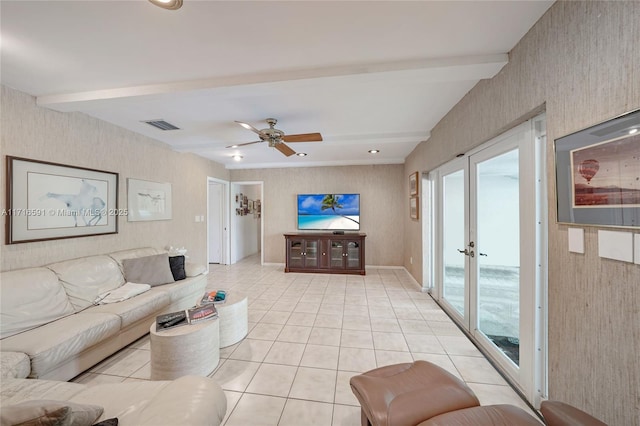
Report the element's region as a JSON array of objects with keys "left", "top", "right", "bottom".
[{"left": 207, "top": 177, "right": 230, "bottom": 266}]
